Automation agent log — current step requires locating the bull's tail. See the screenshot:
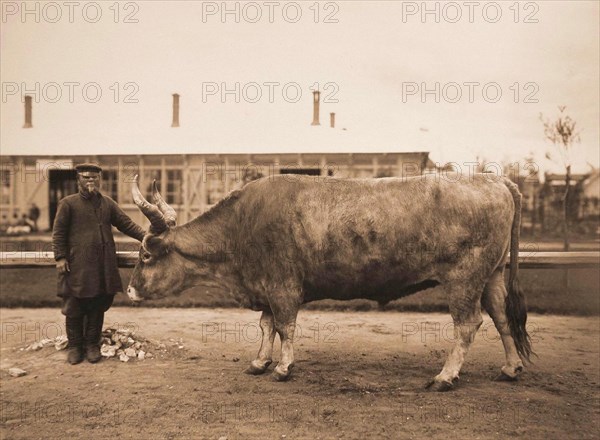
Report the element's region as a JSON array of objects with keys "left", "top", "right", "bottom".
[{"left": 504, "top": 178, "right": 534, "bottom": 363}]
